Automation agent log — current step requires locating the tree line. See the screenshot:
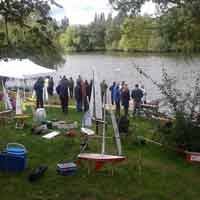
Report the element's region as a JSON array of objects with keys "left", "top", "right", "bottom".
[
  {"left": 59, "top": 7, "right": 200, "bottom": 54},
  {"left": 0, "top": 0, "right": 200, "bottom": 67}
]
